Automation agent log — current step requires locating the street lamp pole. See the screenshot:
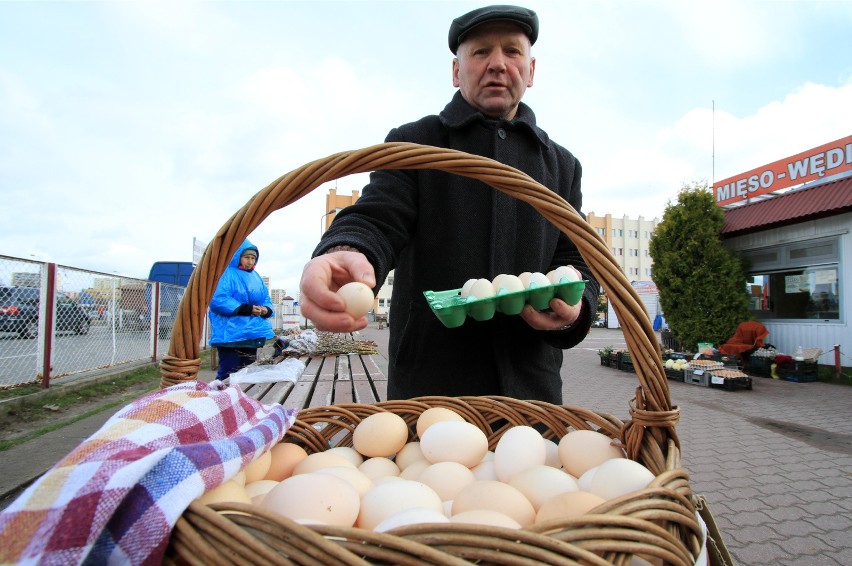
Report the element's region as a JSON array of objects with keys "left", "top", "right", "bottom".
[{"left": 320, "top": 207, "right": 344, "bottom": 236}]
